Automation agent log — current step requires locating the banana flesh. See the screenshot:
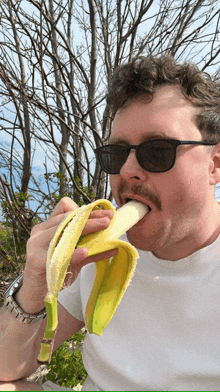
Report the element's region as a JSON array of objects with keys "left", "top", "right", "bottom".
[{"left": 37, "top": 199, "right": 149, "bottom": 364}]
